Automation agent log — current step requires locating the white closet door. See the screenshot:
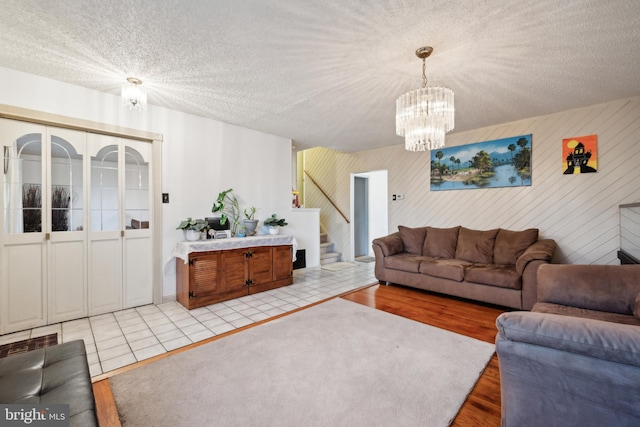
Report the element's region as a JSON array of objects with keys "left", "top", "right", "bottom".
[
  {"left": 47, "top": 127, "right": 88, "bottom": 324},
  {"left": 123, "top": 141, "right": 152, "bottom": 308},
  {"left": 88, "top": 134, "right": 122, "bottom": 315},
  {"left": 87, "top": 134, "right": 153, "bottom": 314},
  {"left": 0, "top": 119, "right": 47, "bottom": 333},
  {"left": 1, "top": 119, "right": 156, "bottom": 333}
]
